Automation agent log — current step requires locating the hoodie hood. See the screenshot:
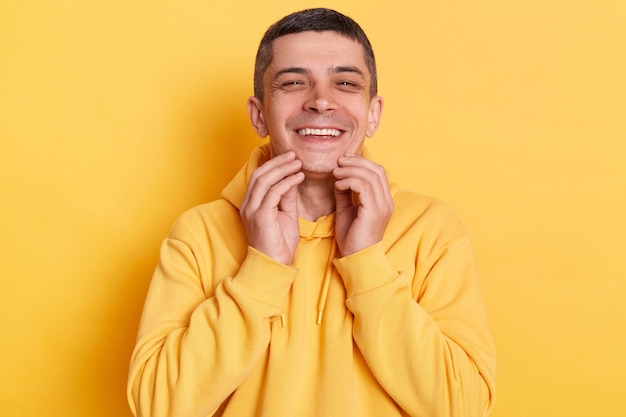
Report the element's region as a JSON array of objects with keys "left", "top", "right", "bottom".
[{"left": 220, "top": 144, "right": 272, "bottom": 211}]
